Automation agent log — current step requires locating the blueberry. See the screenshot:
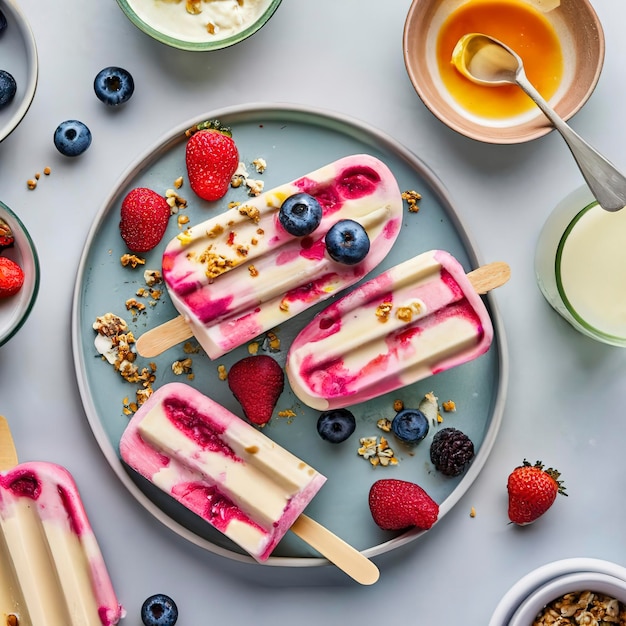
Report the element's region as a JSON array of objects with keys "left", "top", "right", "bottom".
[
  {"left": 325, "top": 219, "right": 370, "bottom": 265},
  {"left": 0, "top": 70, "right": 16, "bottom": 109},
  {"left": 278, "top": 193, "right": 323, "bottom": 236},
  {"left": 391, "top": 409, "right": 429, "bottom": 445},
  {"left": 94, "top": 66, "right": 134, "bottom": 106},
  {"left": 317, "top": 408, "right": 356, "bottom": 443},
  {"left": 53, "top": 120, "right": 92, "bottom": 157},
  {"left": 141, "top": 594, "right": 178, "bottom": 626}
]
